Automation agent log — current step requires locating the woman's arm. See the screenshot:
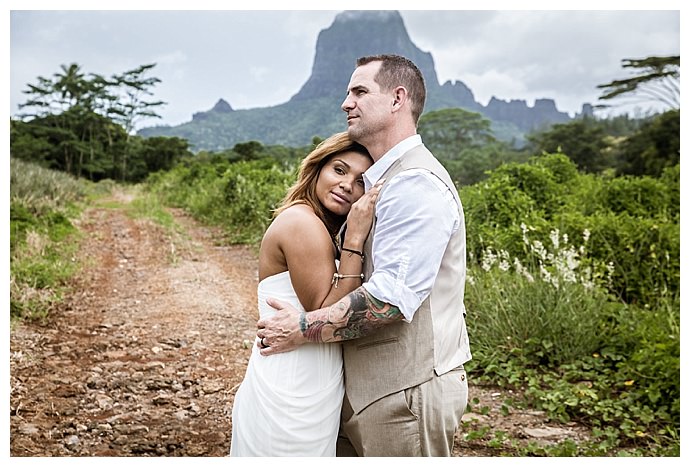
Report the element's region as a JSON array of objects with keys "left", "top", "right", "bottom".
[
  {"left": 274, "top": 185, "right": 380, "bottom": 311},
  {"left": 273, "top": 206, "right": 340, "bottom": 311}
]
